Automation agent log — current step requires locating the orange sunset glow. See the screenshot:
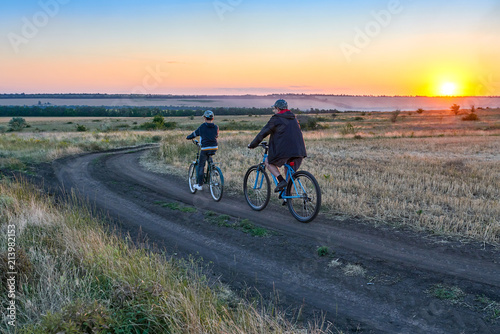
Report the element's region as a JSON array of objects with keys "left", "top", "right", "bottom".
[{"left": 0, "top": 1, "right": 499, "bottom": 96}]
